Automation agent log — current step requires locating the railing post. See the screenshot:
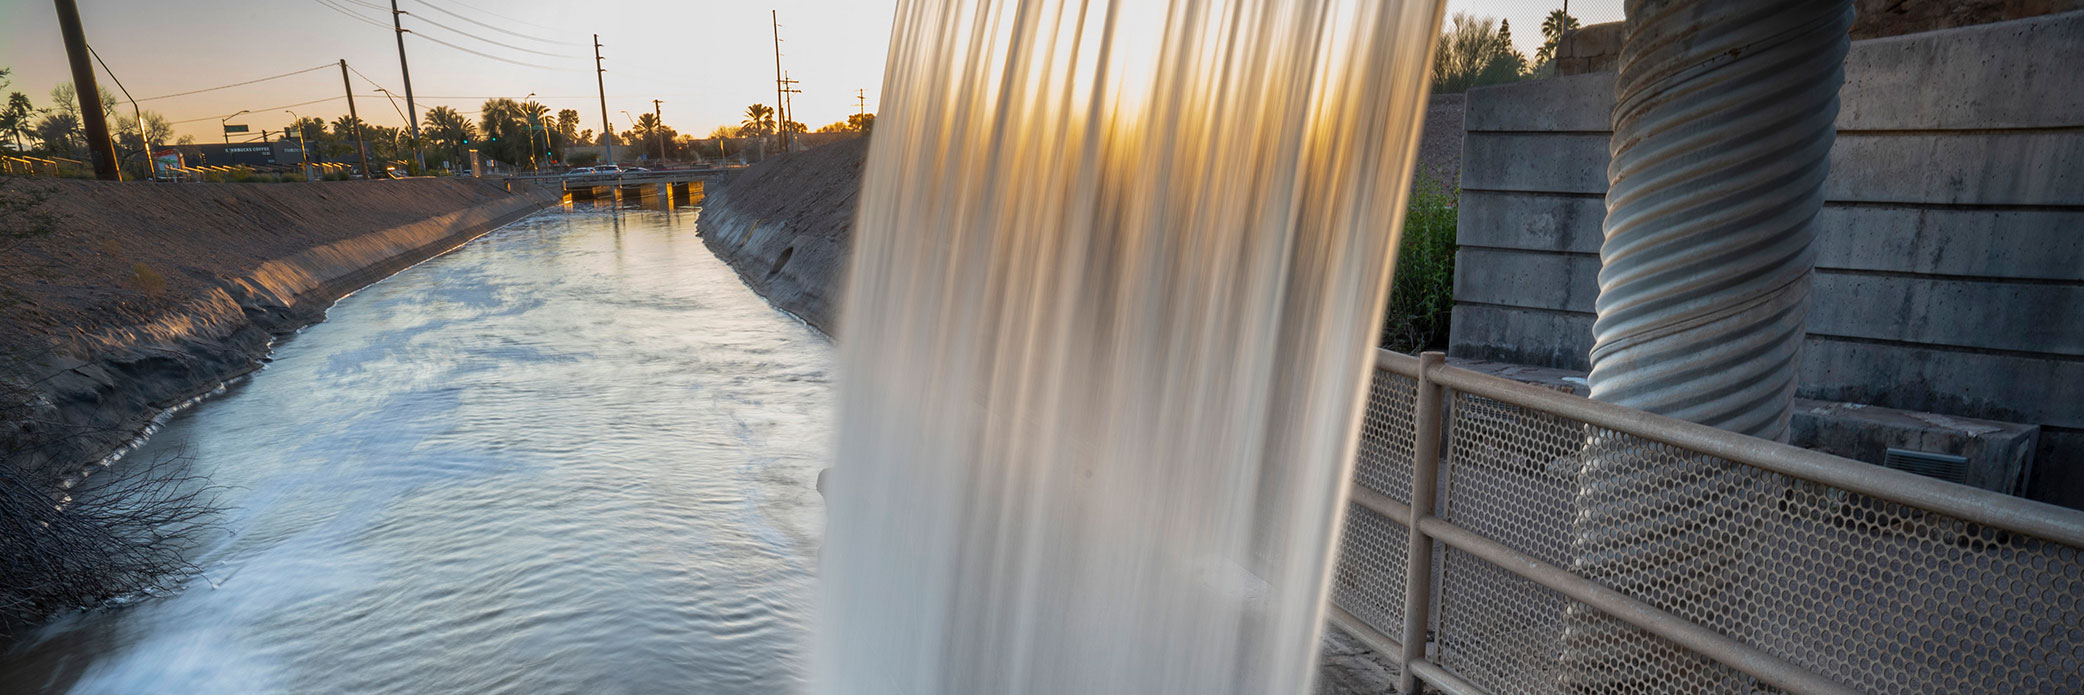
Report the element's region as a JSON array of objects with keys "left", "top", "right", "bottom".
[{"left": 1398, "top": 351, "right": 1447, "bottom": 694}]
